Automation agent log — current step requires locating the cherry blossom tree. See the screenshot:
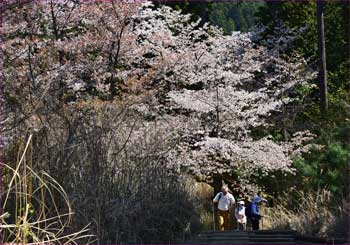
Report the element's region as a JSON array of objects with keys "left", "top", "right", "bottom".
[
  {"left": 128, "top": 2, "right": 316, "bottom": 192},
  {"left": 2, "top": 1, "right": 316, "bottom": 195}
]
